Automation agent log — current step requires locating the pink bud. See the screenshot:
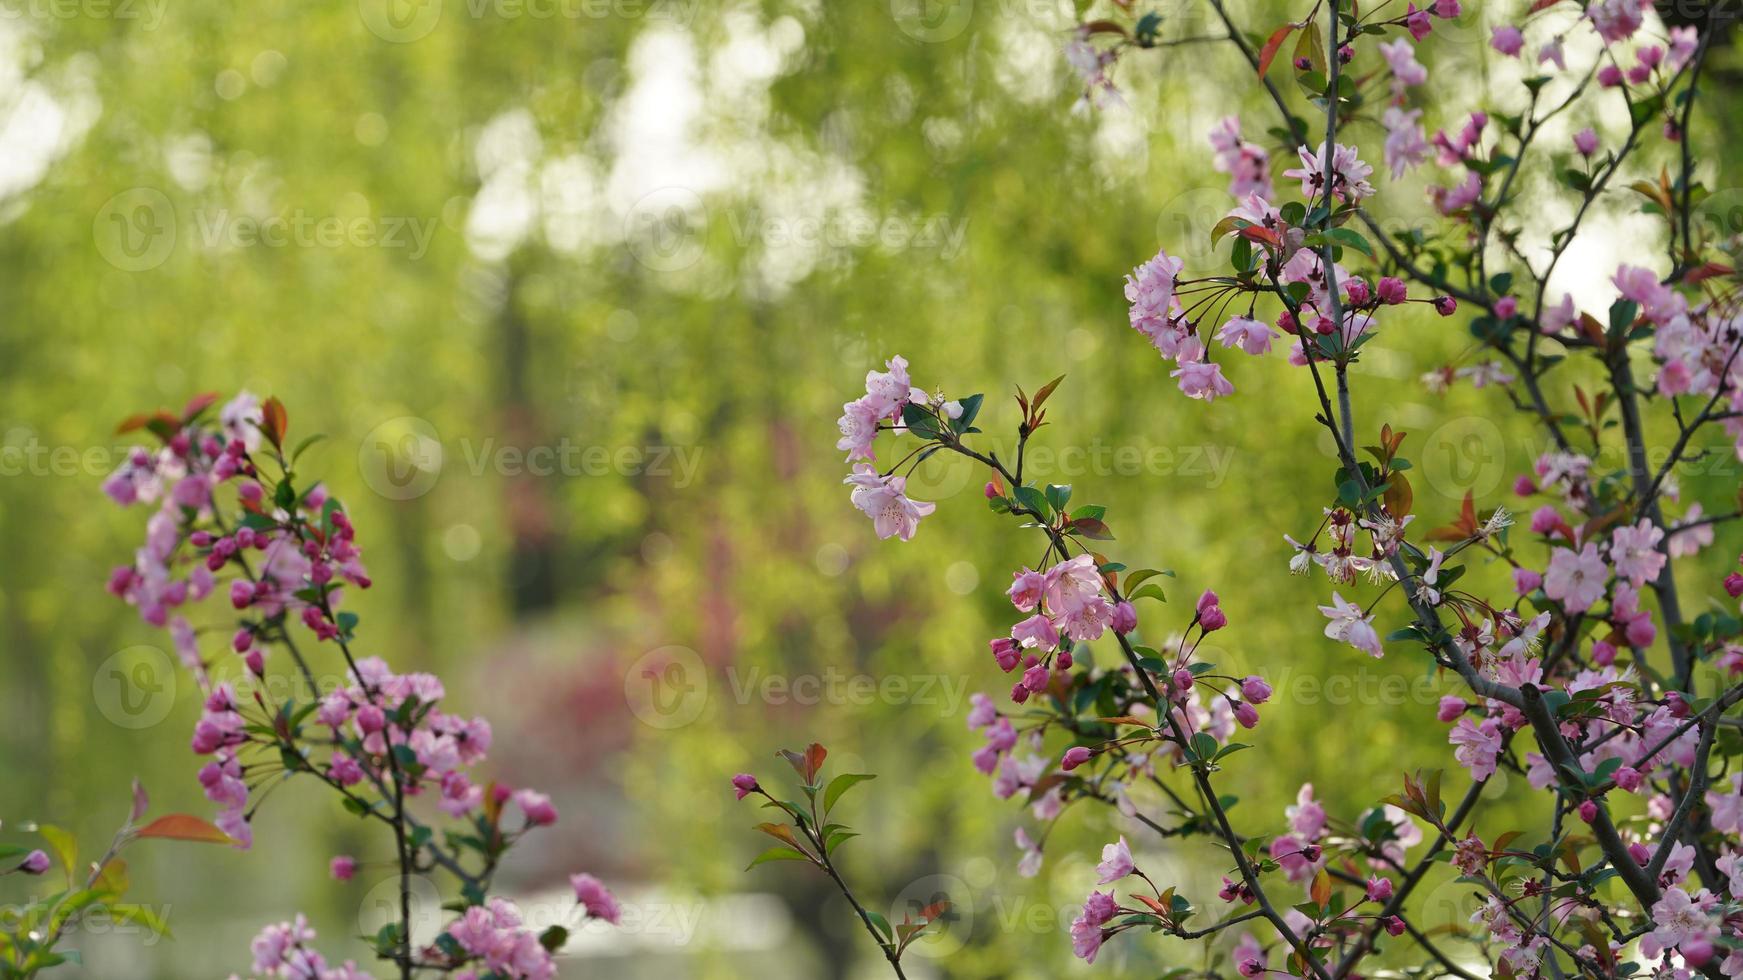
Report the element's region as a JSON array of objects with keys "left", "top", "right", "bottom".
[
  {"left": 1111, "top": 601, "right": 1138, "bottom": 635},
  {"left": 990, "top": 637, "right": 1021, "bottom": 672},
  {"left": 1614, "top": 766, "right": 1642, "bottom": 792},
  {"left": 1598, "top": 63, "right": 1623, "bottom": 87},
  {"left": 1241, "top": 676, "right": 1272, "bottom": 704},
  {"left": 1200, "top": 605, "right": 1228, "bottom": 632},
  {"left": 1512, "top": 475, "right": 1536, "bottom": 495},
  {"left": 356, "top": 704, "right": 386, "bottom": 735},
  {"left": 1061, "top": 746, "right": 1093, "bottom": 771},
  {"left": 1495, "top": 296, "right": 1518, "bottom": 319},
  {"left": 1437, "top": 696, "right": 1467, "bottom": 723},
  {"left": 1629, "top": 842, "right": 1652, "bottom": 865},
  {"left": 232, "top": 629, "right": 253, "bottom": 653},
  {"left": 1010, "top": 681, "right": 1030, "bottom": 704},
  {"left": 1365, "top": 876, "right": 1393, "bottom": 903},
  {"left": 1667, "top": 692, "right": 1690, "bottom": 718},
  {"left": 1573, "top": 128, "right": 1599, "bottom": 156},
  {"left": 1577, "top": 800, "right": 1598, "bottom": 824},
  {"left": 1725, "top": 572, "right": 1743, "bottom": 598},
  {"left": 1512, "top": 568, "right": 1542, "bottom": 595},
  {"left": 732, "top": 774, "right": 760, "bottom": 800},
  {"left": 1233, "top": 700, "right": 1259, "bottom": 729},
  {"left": 1173, "top": 668, "right": 1194, "bottom": 693},
  {"left": 1344, "top": 279, "right": 1370, "bottom": 306},
  {"left": 244, "top": 650, "right": 265, "bottom": 677},
  {"left": 1377, "top": 277, "right": 1407, "bottom": 305},
  {"left": 1683, "top": 938, "right": 1715, "bottom": 967},
  {"left": 1384, "top": 915, "right": 1406, "bottom": 937},
  {"left": 1022, "top": 664, "right": 1050, "bottom": 693},
  {"left": 20, "top": 850, "right": 50, "bottom": 875},
  {"left": 1592, "top": 640, "right": 1616, "bottom": 666},
  {"left": 1433, "top": 296, "right": 1458, "bottom": 316},
  {"left": 983, "top": 481, "right": 999, "bottom": 499},
  {"left": 1196, "top": 590, "right": 1220, "bottom": 614},
  {"left": 330, "top": 855, "right": 357, "bottom": 881}
]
